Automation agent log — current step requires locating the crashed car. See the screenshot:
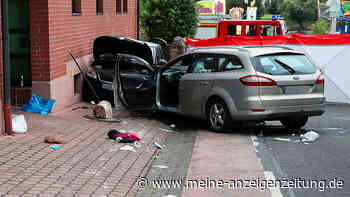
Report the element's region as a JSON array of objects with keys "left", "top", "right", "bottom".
[
  {"left": 115, "top": 46, "right": 325, "bottom": 131},
  {"left": 84, "top": 36, "right": 325, "bottom": 131},
  {"left": 82, "top": 36, "right": 167, "bottom": 105}
]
